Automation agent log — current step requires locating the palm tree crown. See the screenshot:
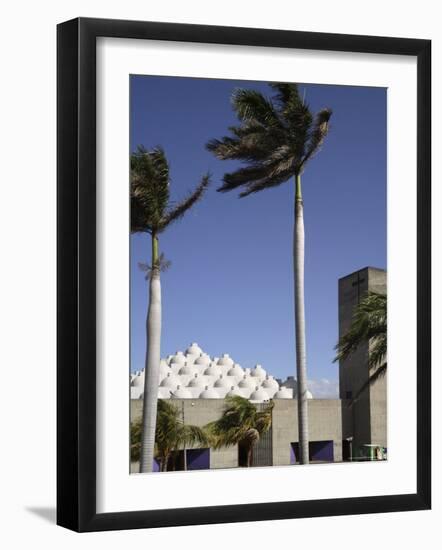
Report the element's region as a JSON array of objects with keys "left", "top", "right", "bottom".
[
  {"left": 206, "top": 83, "right": 332, "bottom": 196},
  {"left": 334, "top": 291, "right": 387, "bottom": 399},
  {"left": 131, "top": 399, "right": 209, "bottom": 472},
  {"left": 206, "top": 395, "right": 273, "bottom": 467},
  {"left": 131, "top": 145, "right": 210, "bottom": 235}
]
